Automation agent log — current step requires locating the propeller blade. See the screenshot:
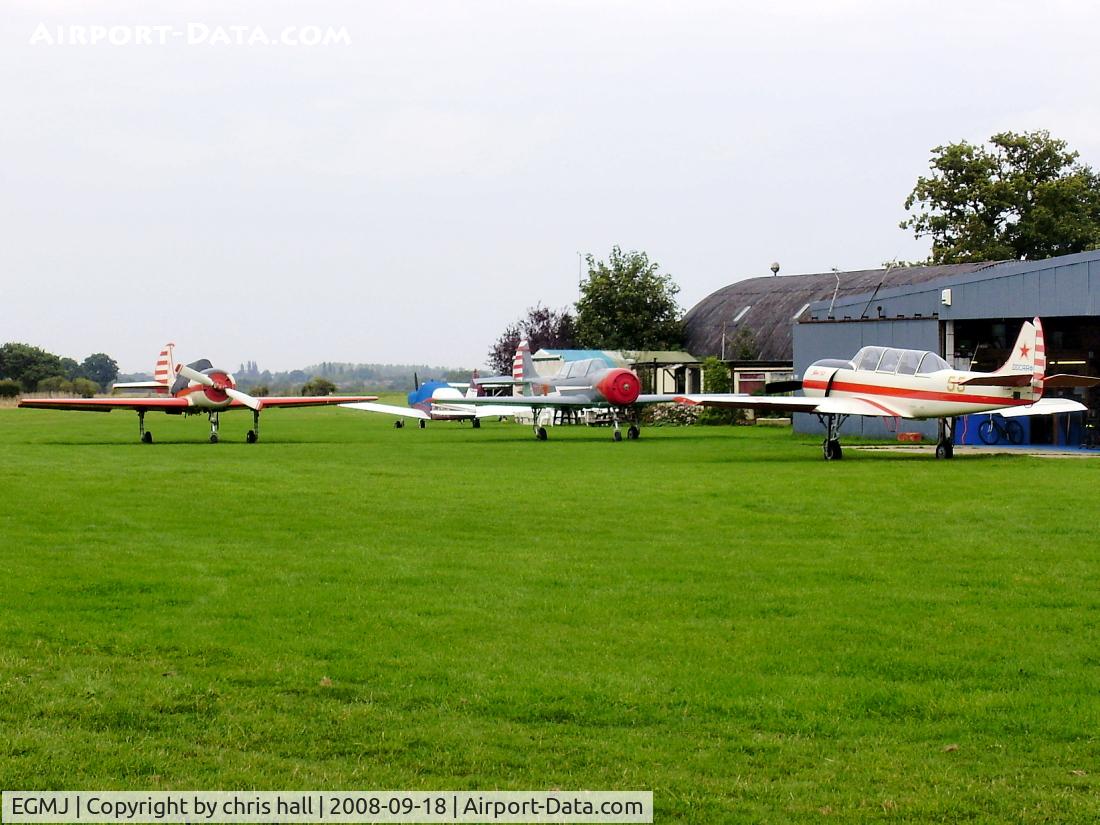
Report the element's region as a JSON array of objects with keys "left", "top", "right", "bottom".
[
  {"left": 226, "top": 387, "right": 263, "bottom": 411},
  {"left": 177, "top": 364, "right": 216, "bottom": 387},
  {"left": 765, "top": 379, "right": 804, "bottom": 395}
]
